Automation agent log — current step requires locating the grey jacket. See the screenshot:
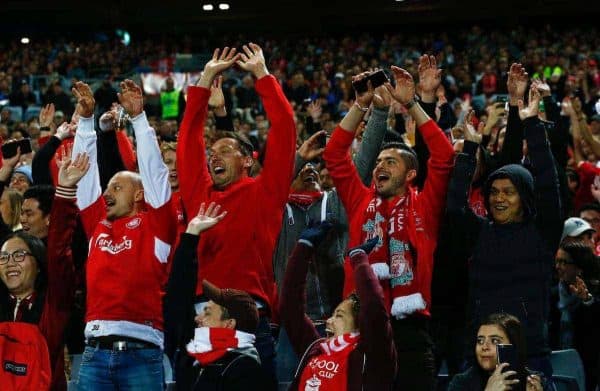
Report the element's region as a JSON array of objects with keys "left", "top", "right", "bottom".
[{"left": 273, "top": 106, "right": 388, "bottom": 319}]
